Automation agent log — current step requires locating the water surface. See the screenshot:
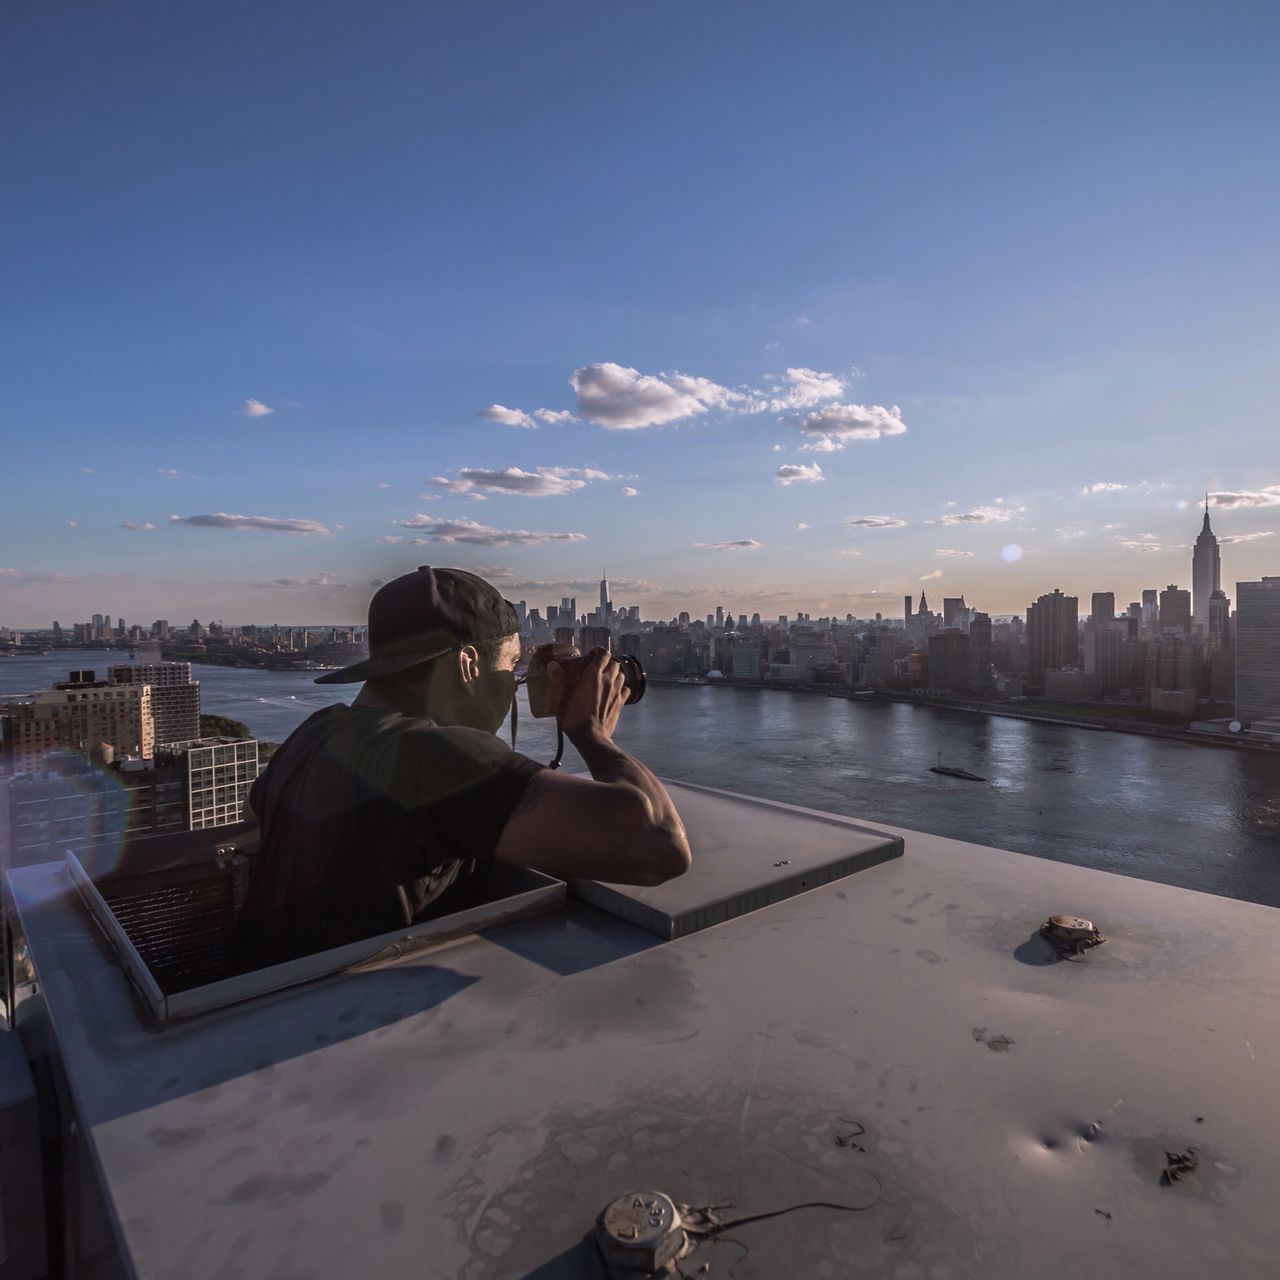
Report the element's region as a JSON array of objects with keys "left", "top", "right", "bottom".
[{"left": 3, "top": 655, "right": 1277, "bottom": 906}]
